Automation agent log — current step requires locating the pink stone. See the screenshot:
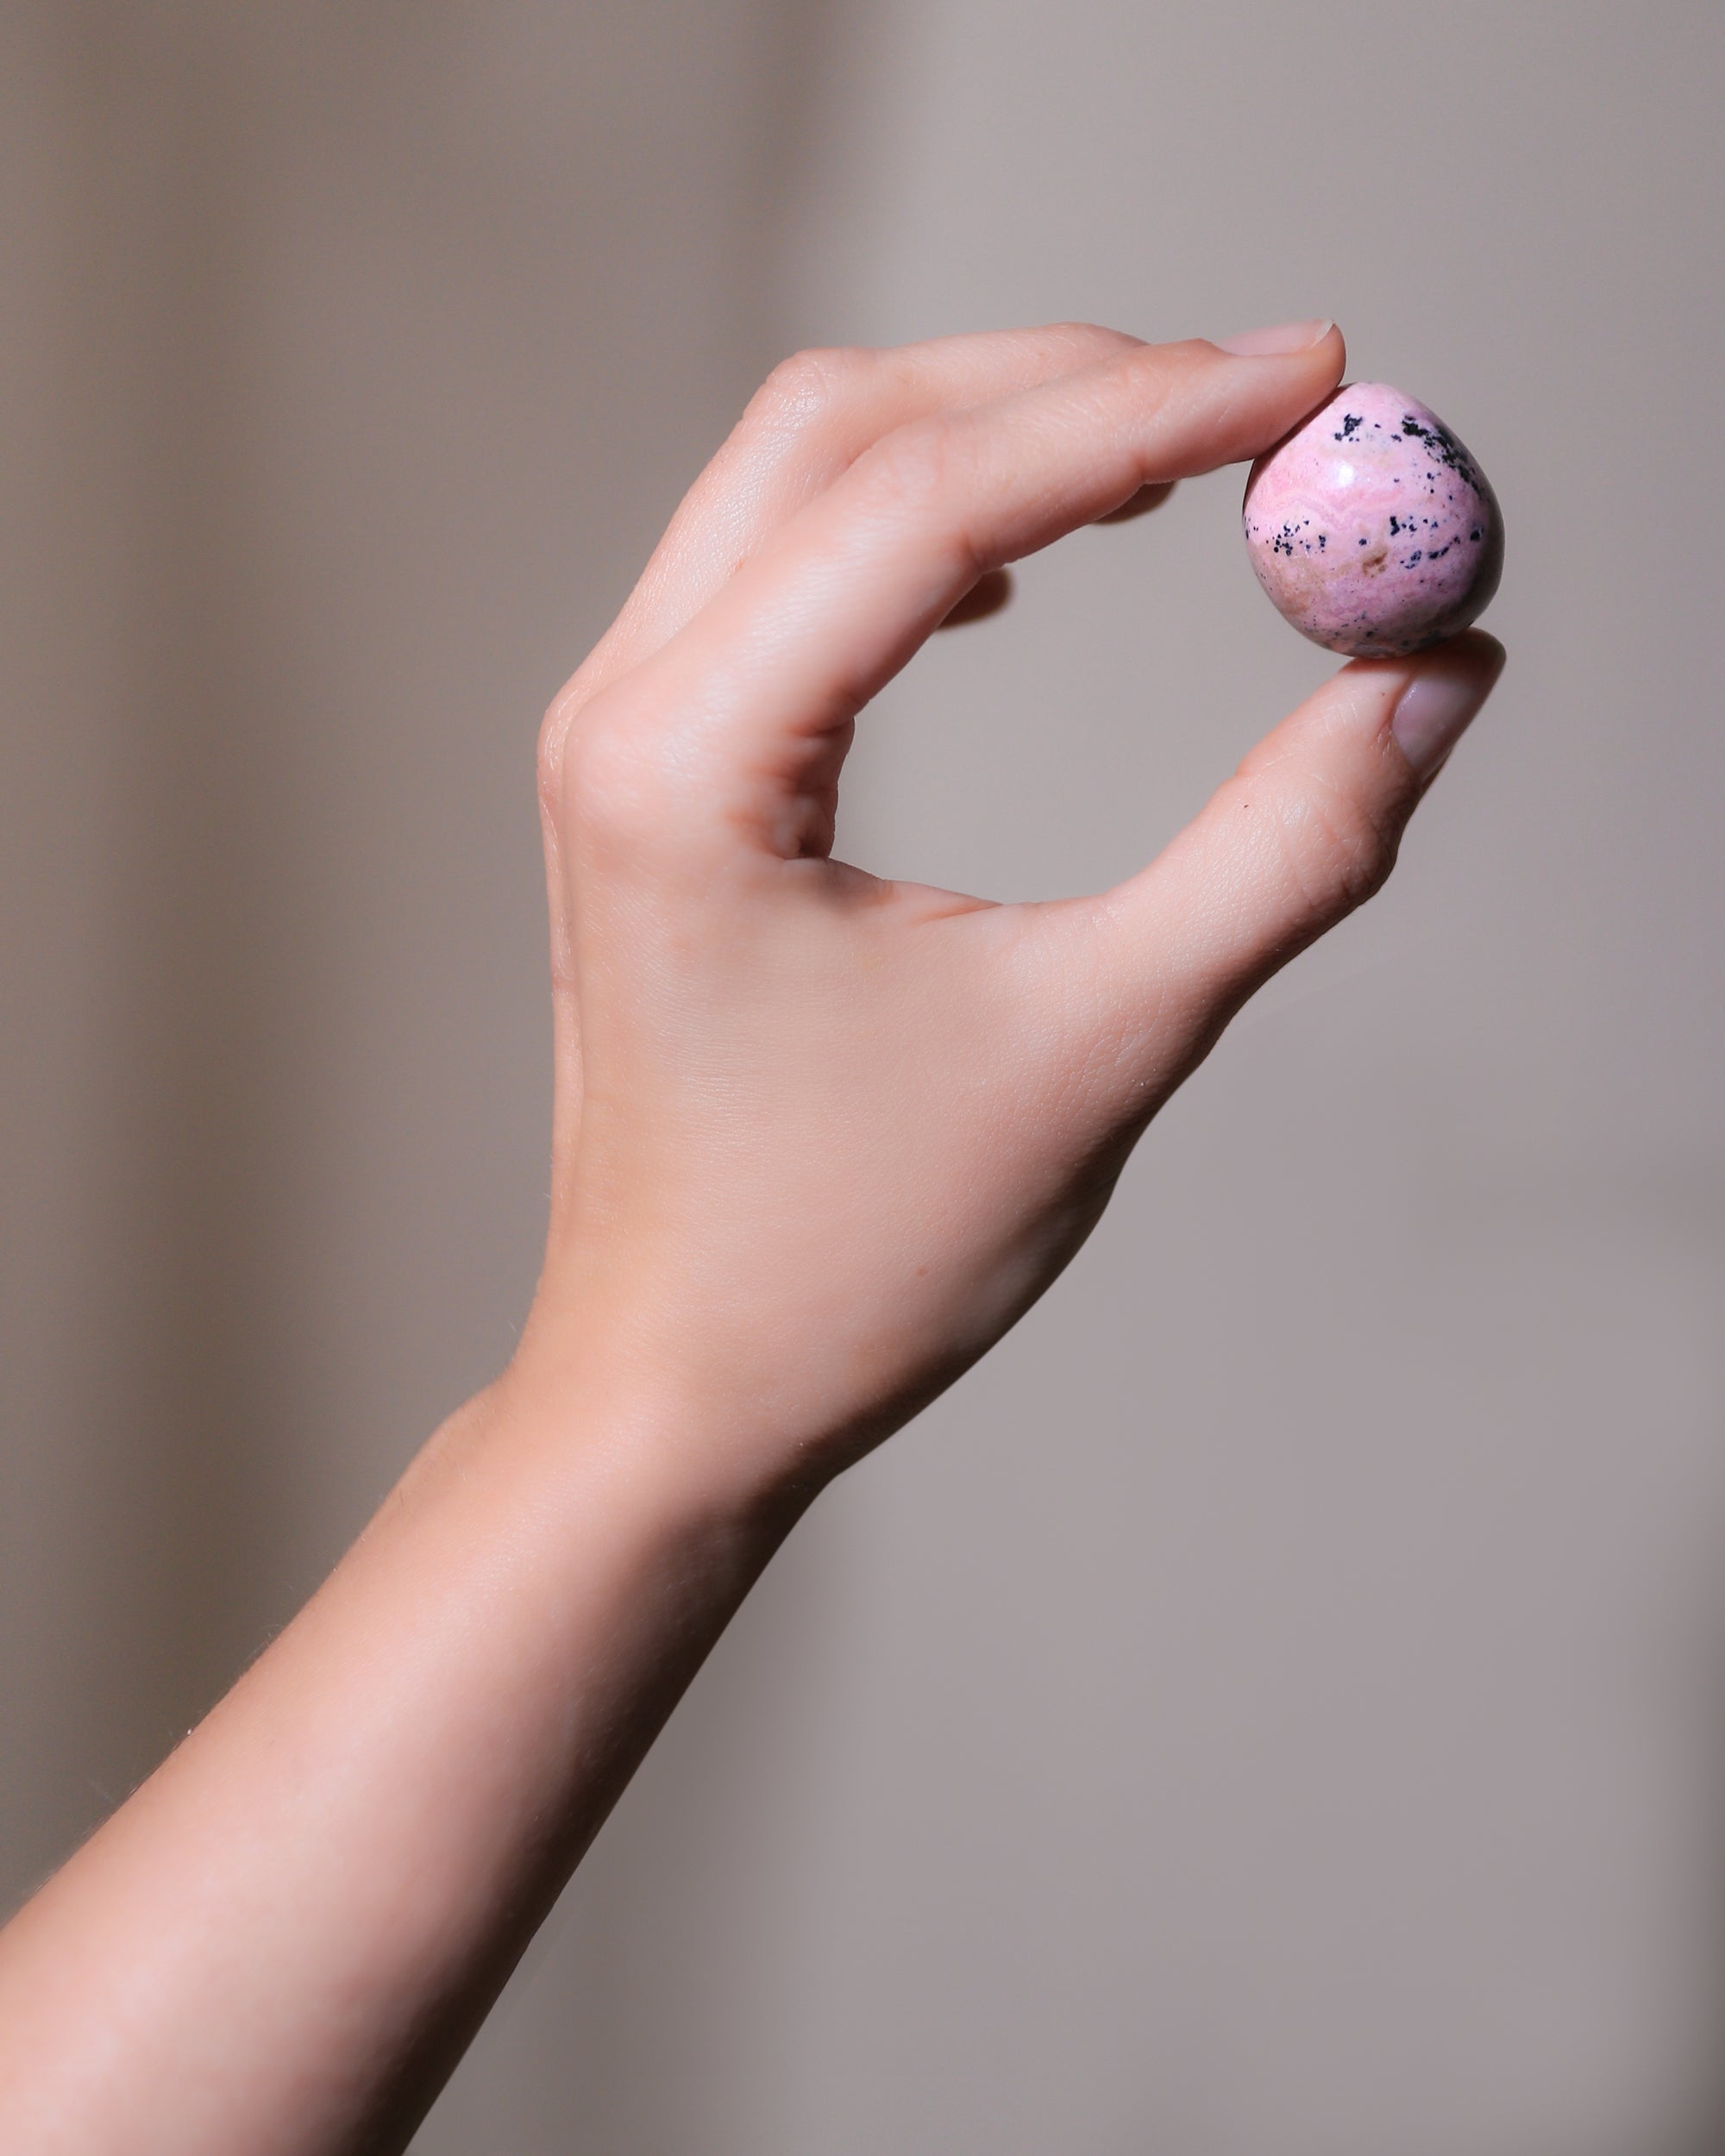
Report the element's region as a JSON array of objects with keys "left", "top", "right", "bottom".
[{"left": 1242, "top": 383, "right": 1502, "bottom": 658}]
